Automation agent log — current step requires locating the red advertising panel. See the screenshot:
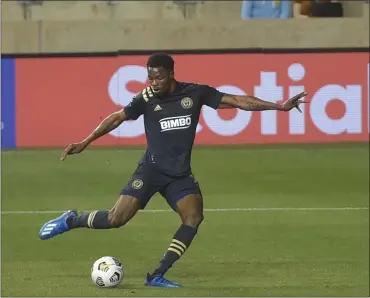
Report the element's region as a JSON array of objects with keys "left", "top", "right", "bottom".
[{"left": 16, "top": 52, "right": 369, "bottom": 147}]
